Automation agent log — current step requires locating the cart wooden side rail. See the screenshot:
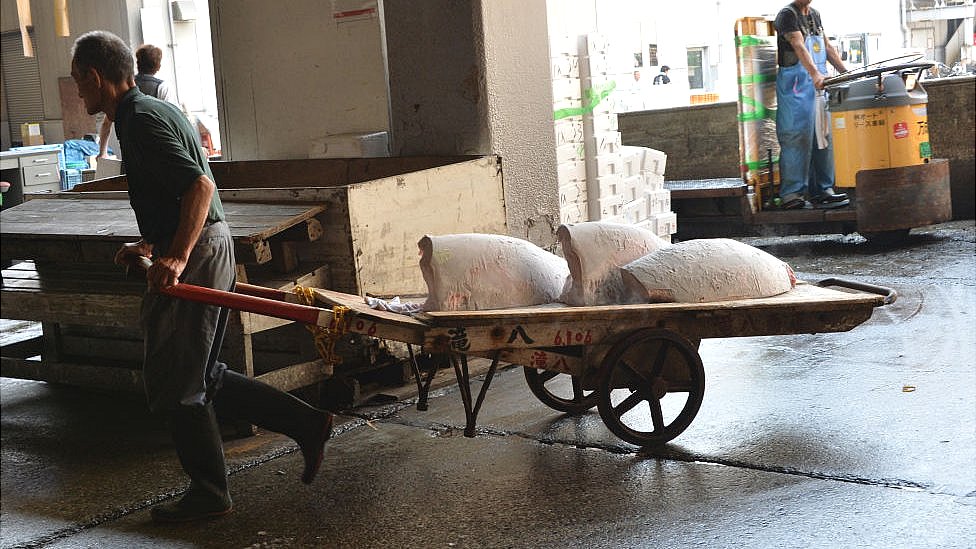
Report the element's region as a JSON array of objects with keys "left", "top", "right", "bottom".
[{"left": 137, "top": 271, "right": 894, "bottom": 447}]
